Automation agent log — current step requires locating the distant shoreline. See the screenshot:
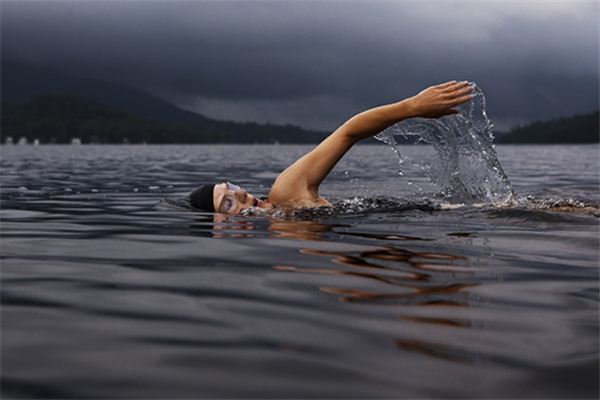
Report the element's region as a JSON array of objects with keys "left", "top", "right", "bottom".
[{"left": 2, "top": 93, "right": 597, "bottom": 145}]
